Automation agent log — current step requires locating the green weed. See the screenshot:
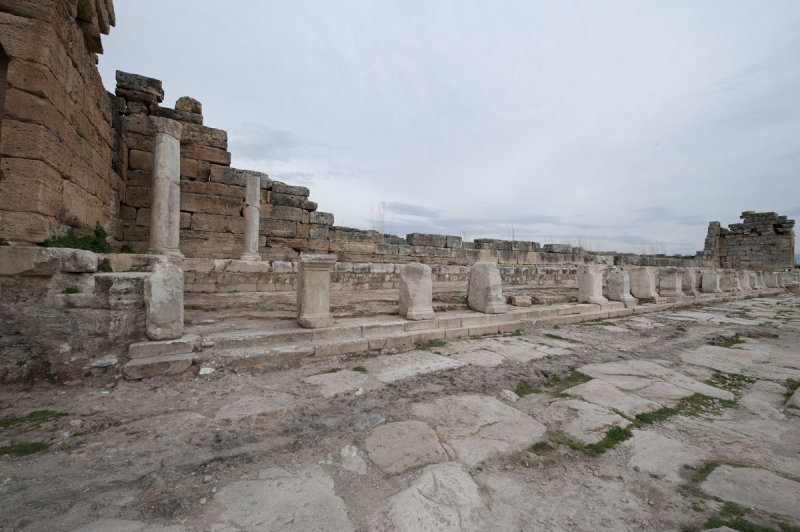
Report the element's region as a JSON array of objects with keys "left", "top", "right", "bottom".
[
  {"left": 515, "top": 382, "right": 539, "bottom": 396},
  {"left": 542, "top": 370, "right": 590, "bottom": 391},
  {"left": 0, "top": 442, "right": 49, "bottom": 456},
  {"left": 420, "top": 340, "right": 446, "bottom": 350},
  {"left": 40, "top": 224, "right": 112, "bottom": 253},
  {"left": 0, "top": 410, "right": 65, "bottom": 428},
  {"left": 184, "top": 305, "right": 217, "bottom": 312},
  {"left": 717, "top": 334, "right": 745, "bottom": 348},
  {"left": 785, "top": 379, "right": 800, "bottom": 404},
  {"left": 63, "top": 287, "right": 79, "bottom": 295},
  {"left": 321, "top": 368, "right": 341, "bottom": 374},
  {"left": 352, "top": 366, "right": 368, "bottom": 373}
]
